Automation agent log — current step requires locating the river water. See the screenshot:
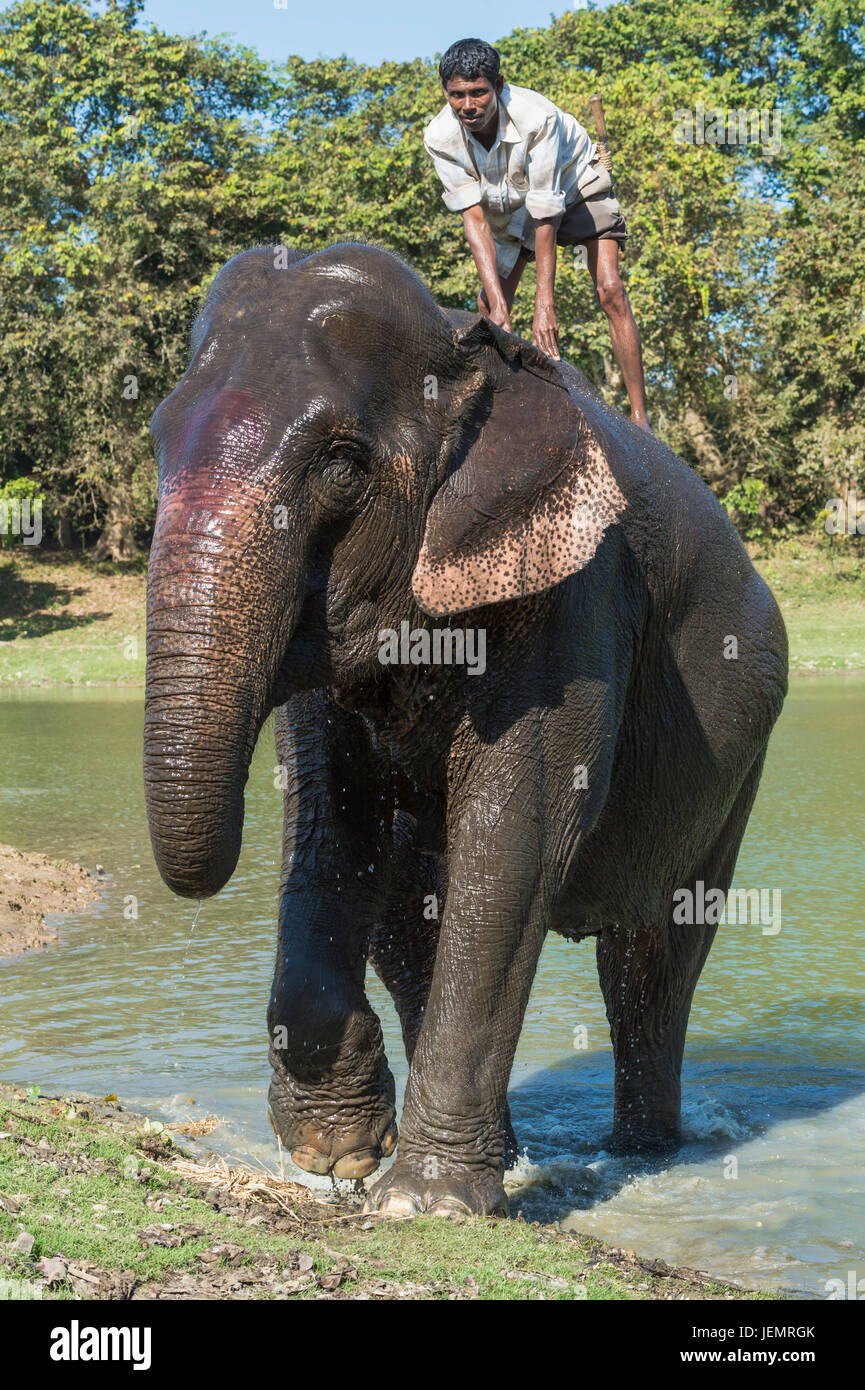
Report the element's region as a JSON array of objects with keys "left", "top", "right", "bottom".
[{"left": 1, "top": 676, "right": 862, "bottom": 1296}]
